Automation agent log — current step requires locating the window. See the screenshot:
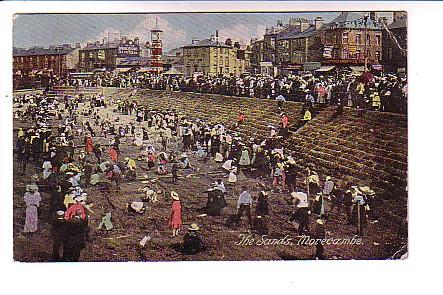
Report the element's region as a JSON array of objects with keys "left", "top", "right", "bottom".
[
  {"left": 366, "top": 34, "right": 371, "bottom": 45},
  {"left": 355, "top": 50, "right": 361, "bottom": 59},
  {"left": 375, "top": 51, "right": 380, "bottom": 61},
  {"left": 376, "top": 35, "right": 381, "bottom": 45},
  {"left": 366, "top": 50, "right": 370, "bottom": 59},
  {"left": 342, "top": 32, "right": 348, "bottom": 44},
  {"left": 342, "top": 49, "right": 348, "bottom": 59},
  {"left": 356, "top": 34, "right": 361, "bottom": 44}
]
